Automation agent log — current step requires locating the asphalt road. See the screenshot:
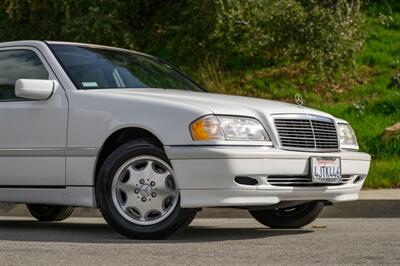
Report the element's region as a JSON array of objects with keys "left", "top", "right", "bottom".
[{"left": 0, "top": 217, "right": 398, "bottom": 265}]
